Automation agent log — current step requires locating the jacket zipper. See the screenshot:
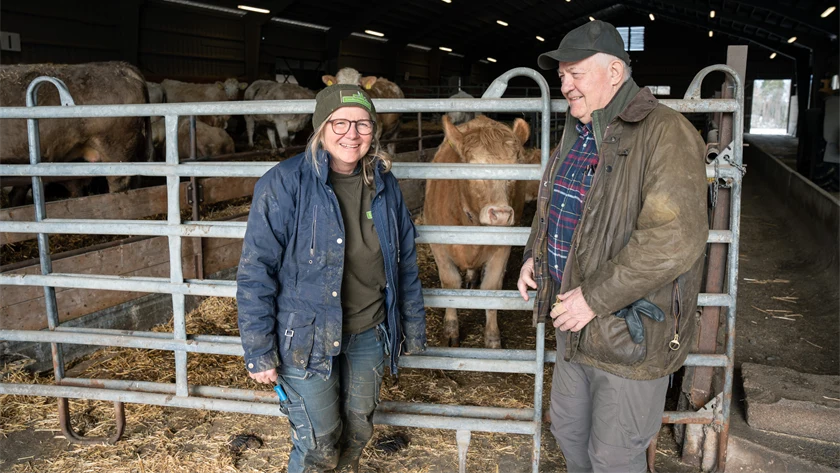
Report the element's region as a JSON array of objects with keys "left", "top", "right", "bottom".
[
  {"left": 390, "top": 208, "right": 400, "bottom": 263},
  {"left": 669, "top": 281, "right": 682, "bottom": 350},
  {"left": 310, "top": 205, "right": 318, "bottom": 257}
]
